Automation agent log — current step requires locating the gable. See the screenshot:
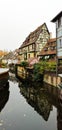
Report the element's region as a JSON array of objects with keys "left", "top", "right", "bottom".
[
  {"left": 20, "top": 23, "right": 50, "bottom": 49},
  {"left": 41, "top": 24, "right": 49, "bottom": 32}
]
